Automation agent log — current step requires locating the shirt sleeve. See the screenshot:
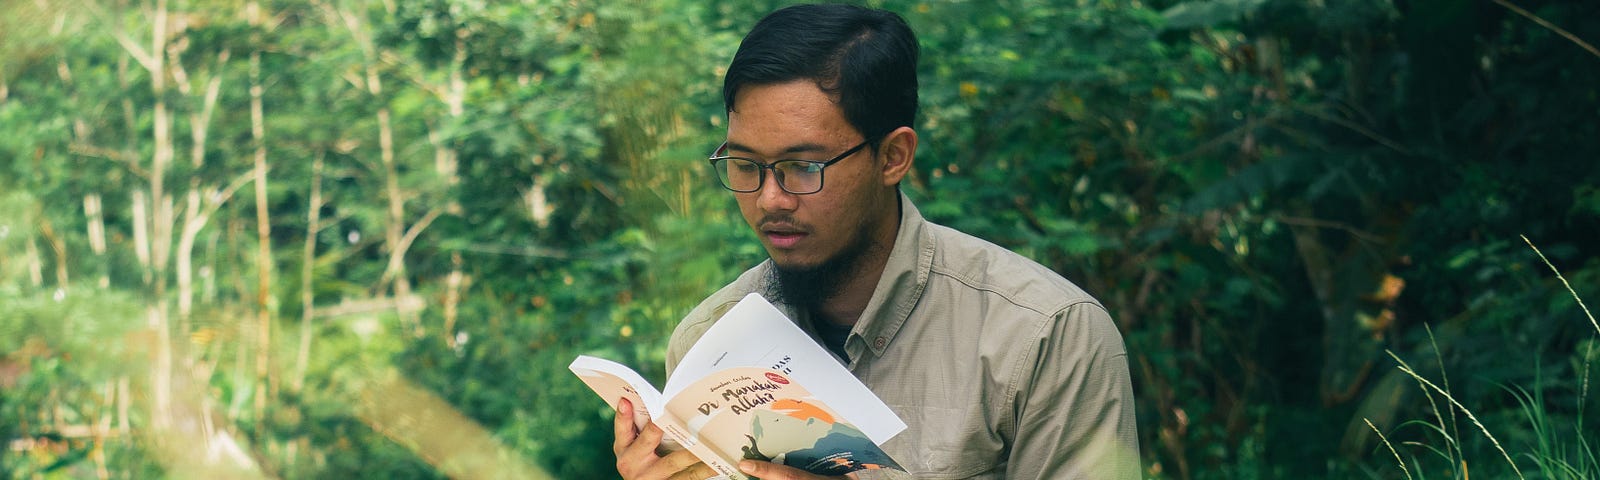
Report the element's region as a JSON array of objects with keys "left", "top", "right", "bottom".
[{"left": 1006, "top": 302, "right": 1141, "bottom": 479}]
